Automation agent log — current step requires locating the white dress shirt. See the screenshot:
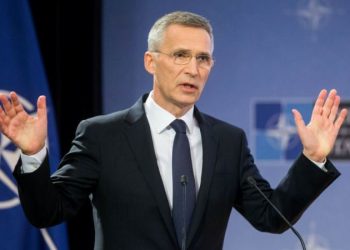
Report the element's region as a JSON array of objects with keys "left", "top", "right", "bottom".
[{"left": 144, "top": 92, "right": 203, "bottom": 208}]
